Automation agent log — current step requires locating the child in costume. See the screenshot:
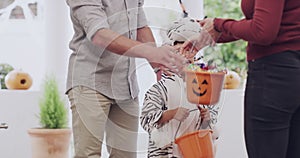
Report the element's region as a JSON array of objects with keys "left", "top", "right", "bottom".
[{"left": 140, "top": 17, "right": 219, "bottom": 158}]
